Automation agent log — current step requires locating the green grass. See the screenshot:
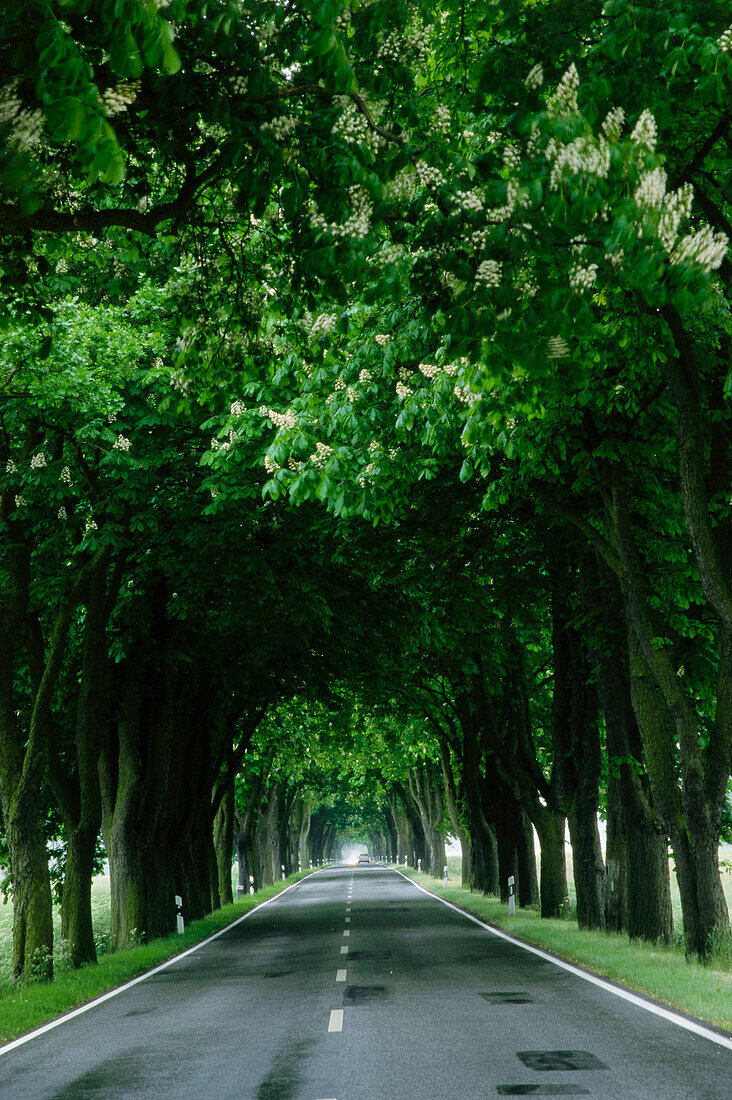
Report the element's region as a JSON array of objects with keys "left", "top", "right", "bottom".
[
  {"left": 396, "top": 866, "right": 732, "bottom": 1034},
  {"left": 0, "top": 871, "right": 312, "bottom": 1045}
]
